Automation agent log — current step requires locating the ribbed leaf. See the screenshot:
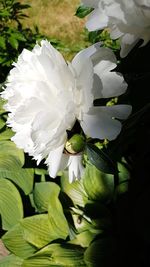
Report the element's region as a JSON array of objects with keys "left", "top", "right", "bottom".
[
  {"left": 0, "top": 118, "right": 5, "bottom": 130},
  {"left": 61, "top": 171, "right": 88, "bottom": 207},
  {"left": 0, "top": 98, "right": 6, "bottom": 115},
  {"left": 69, "top": 231, "right": 97, "bottom": 248},
  {"left": 0, "top": 128, "right": 14, "bottom": 141},
  {"left": 0, "top": 168, "right": 34, "bottom": 195},
  {"left": 48, "top": 186, "right": 69, "bottom": 240},
  {"left": 0, "top": 141, "right": 24, "bottom": 167},
  {"left": 0, "top": 155, "right": 21, "bottom": 169},
  {"left": 83, "top": 164, "right": 114, "bottom": 203},
  {"left": 21, "top": 214, "right": 61, "bottom": 248},
  {"left": 0, "top": 254, "right": 23, "bottom": 267},
  {"left": 0, "top": 179, "right": 23, "bottom": 230},
  {"left": 23, "top": 243, "right": 86, "bottom": 267},
  {"left": 33, "top": 182, "right": 59, "bottom": 212},
  {"left": 2, "top": 224, "right": 36, "bottom": 259}
]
